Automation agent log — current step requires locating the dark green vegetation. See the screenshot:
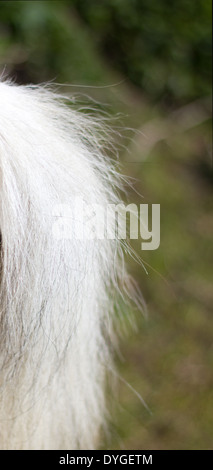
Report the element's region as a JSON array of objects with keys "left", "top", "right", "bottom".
[
  {"left": 73, "top": 0, "right": 212, "bottom": 106},
  {"left": 0, "top": 0, "right": 212, "bottom": 450},
  {"left": 0, "top": 0, "right": 211, "bottom": 106}
]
